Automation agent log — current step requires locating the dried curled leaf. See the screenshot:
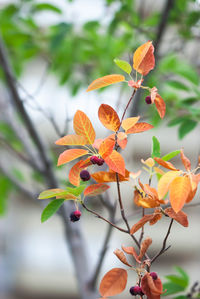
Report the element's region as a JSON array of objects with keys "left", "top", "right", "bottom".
[
  {"left": 138, "top": 237, "right": 152, "bottom": 260},
  {"left": 87, "top": 74, "right": 125, "bottom": 92},
  {"left": 121, "top": 245, "right": 141, "bottom": 263},
  {"left": 180, "top": 149, "right": 191, "bottom": 171},
  {"left": 99, "top": 268, "right": 128, "bottom": 297},
  {"left": 114, "top": 249, "right": 132, "bottom": 267},
  {"left": 133, "top": 41, "right": 155, "bottom": 76},
  {"left": 130, "top": 214, "right": 154, "bottom": 234},
  {"left": 141, "top": 273, "right": 163, "bottom": 299},
  {"left": 164, "top": 207, "right": 189, "bottom": 227}
]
